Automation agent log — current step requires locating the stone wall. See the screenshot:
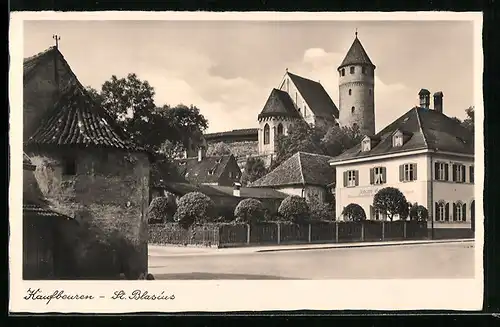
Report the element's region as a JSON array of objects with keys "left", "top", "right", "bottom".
[{"left": 27, "top": 147, "right": 150, "bottom": 279}]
